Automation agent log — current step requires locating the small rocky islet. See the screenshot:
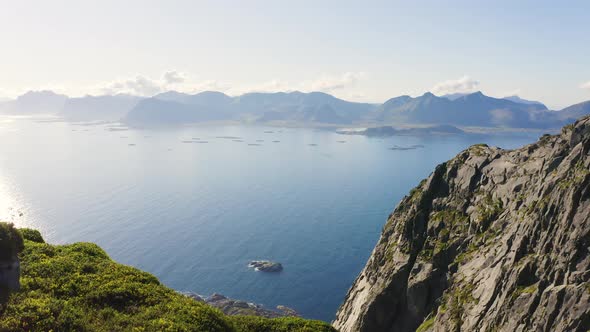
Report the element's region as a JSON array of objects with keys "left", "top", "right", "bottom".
[{"left": 248, "top": 260, "right": 283, "bottom": 272}]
